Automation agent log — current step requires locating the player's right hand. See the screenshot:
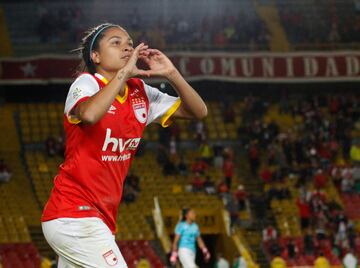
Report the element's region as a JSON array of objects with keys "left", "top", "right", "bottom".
[
  {"left": 170, "top": 251, "right": 178, "bottom": 265},
  {"left": 121, "top": 43, "right": 150, "bottom": 78}
]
